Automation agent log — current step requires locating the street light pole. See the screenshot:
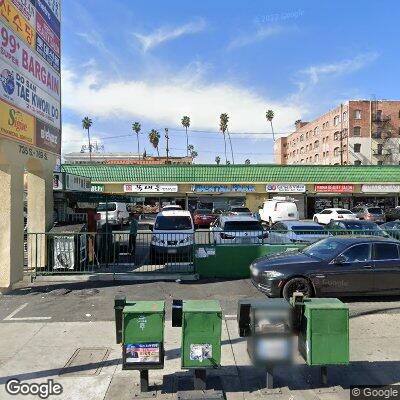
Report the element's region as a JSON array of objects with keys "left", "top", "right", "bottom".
[{"left": 165, "top": 128, "right": 169, "bottom": 163}]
